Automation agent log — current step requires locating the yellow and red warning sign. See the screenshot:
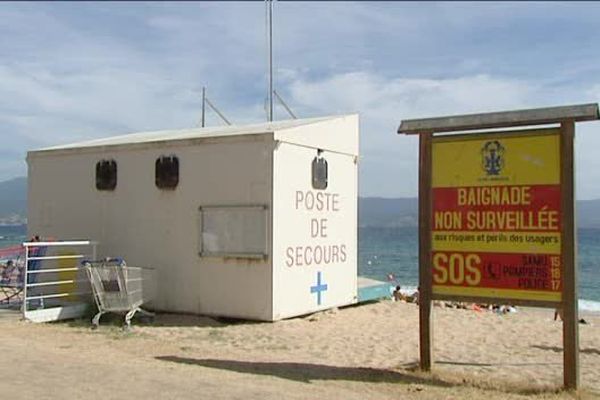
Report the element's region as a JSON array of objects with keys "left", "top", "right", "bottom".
[{"left": 431, "top": 128, "right": 562, "bottom": 302}]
